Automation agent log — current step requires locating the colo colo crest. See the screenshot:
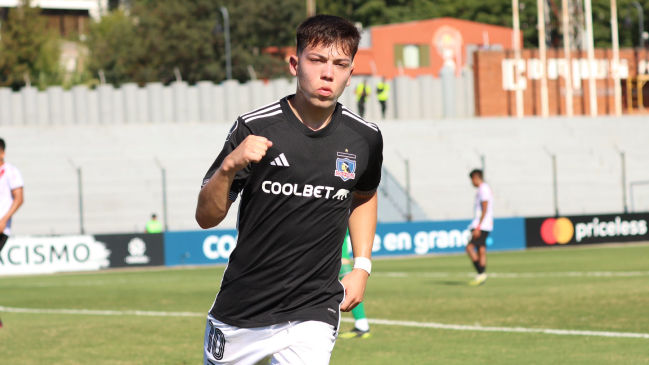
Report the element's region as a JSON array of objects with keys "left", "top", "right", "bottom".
[{"left": 335, "top": 152, "right": 356, "bottom": 181}]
